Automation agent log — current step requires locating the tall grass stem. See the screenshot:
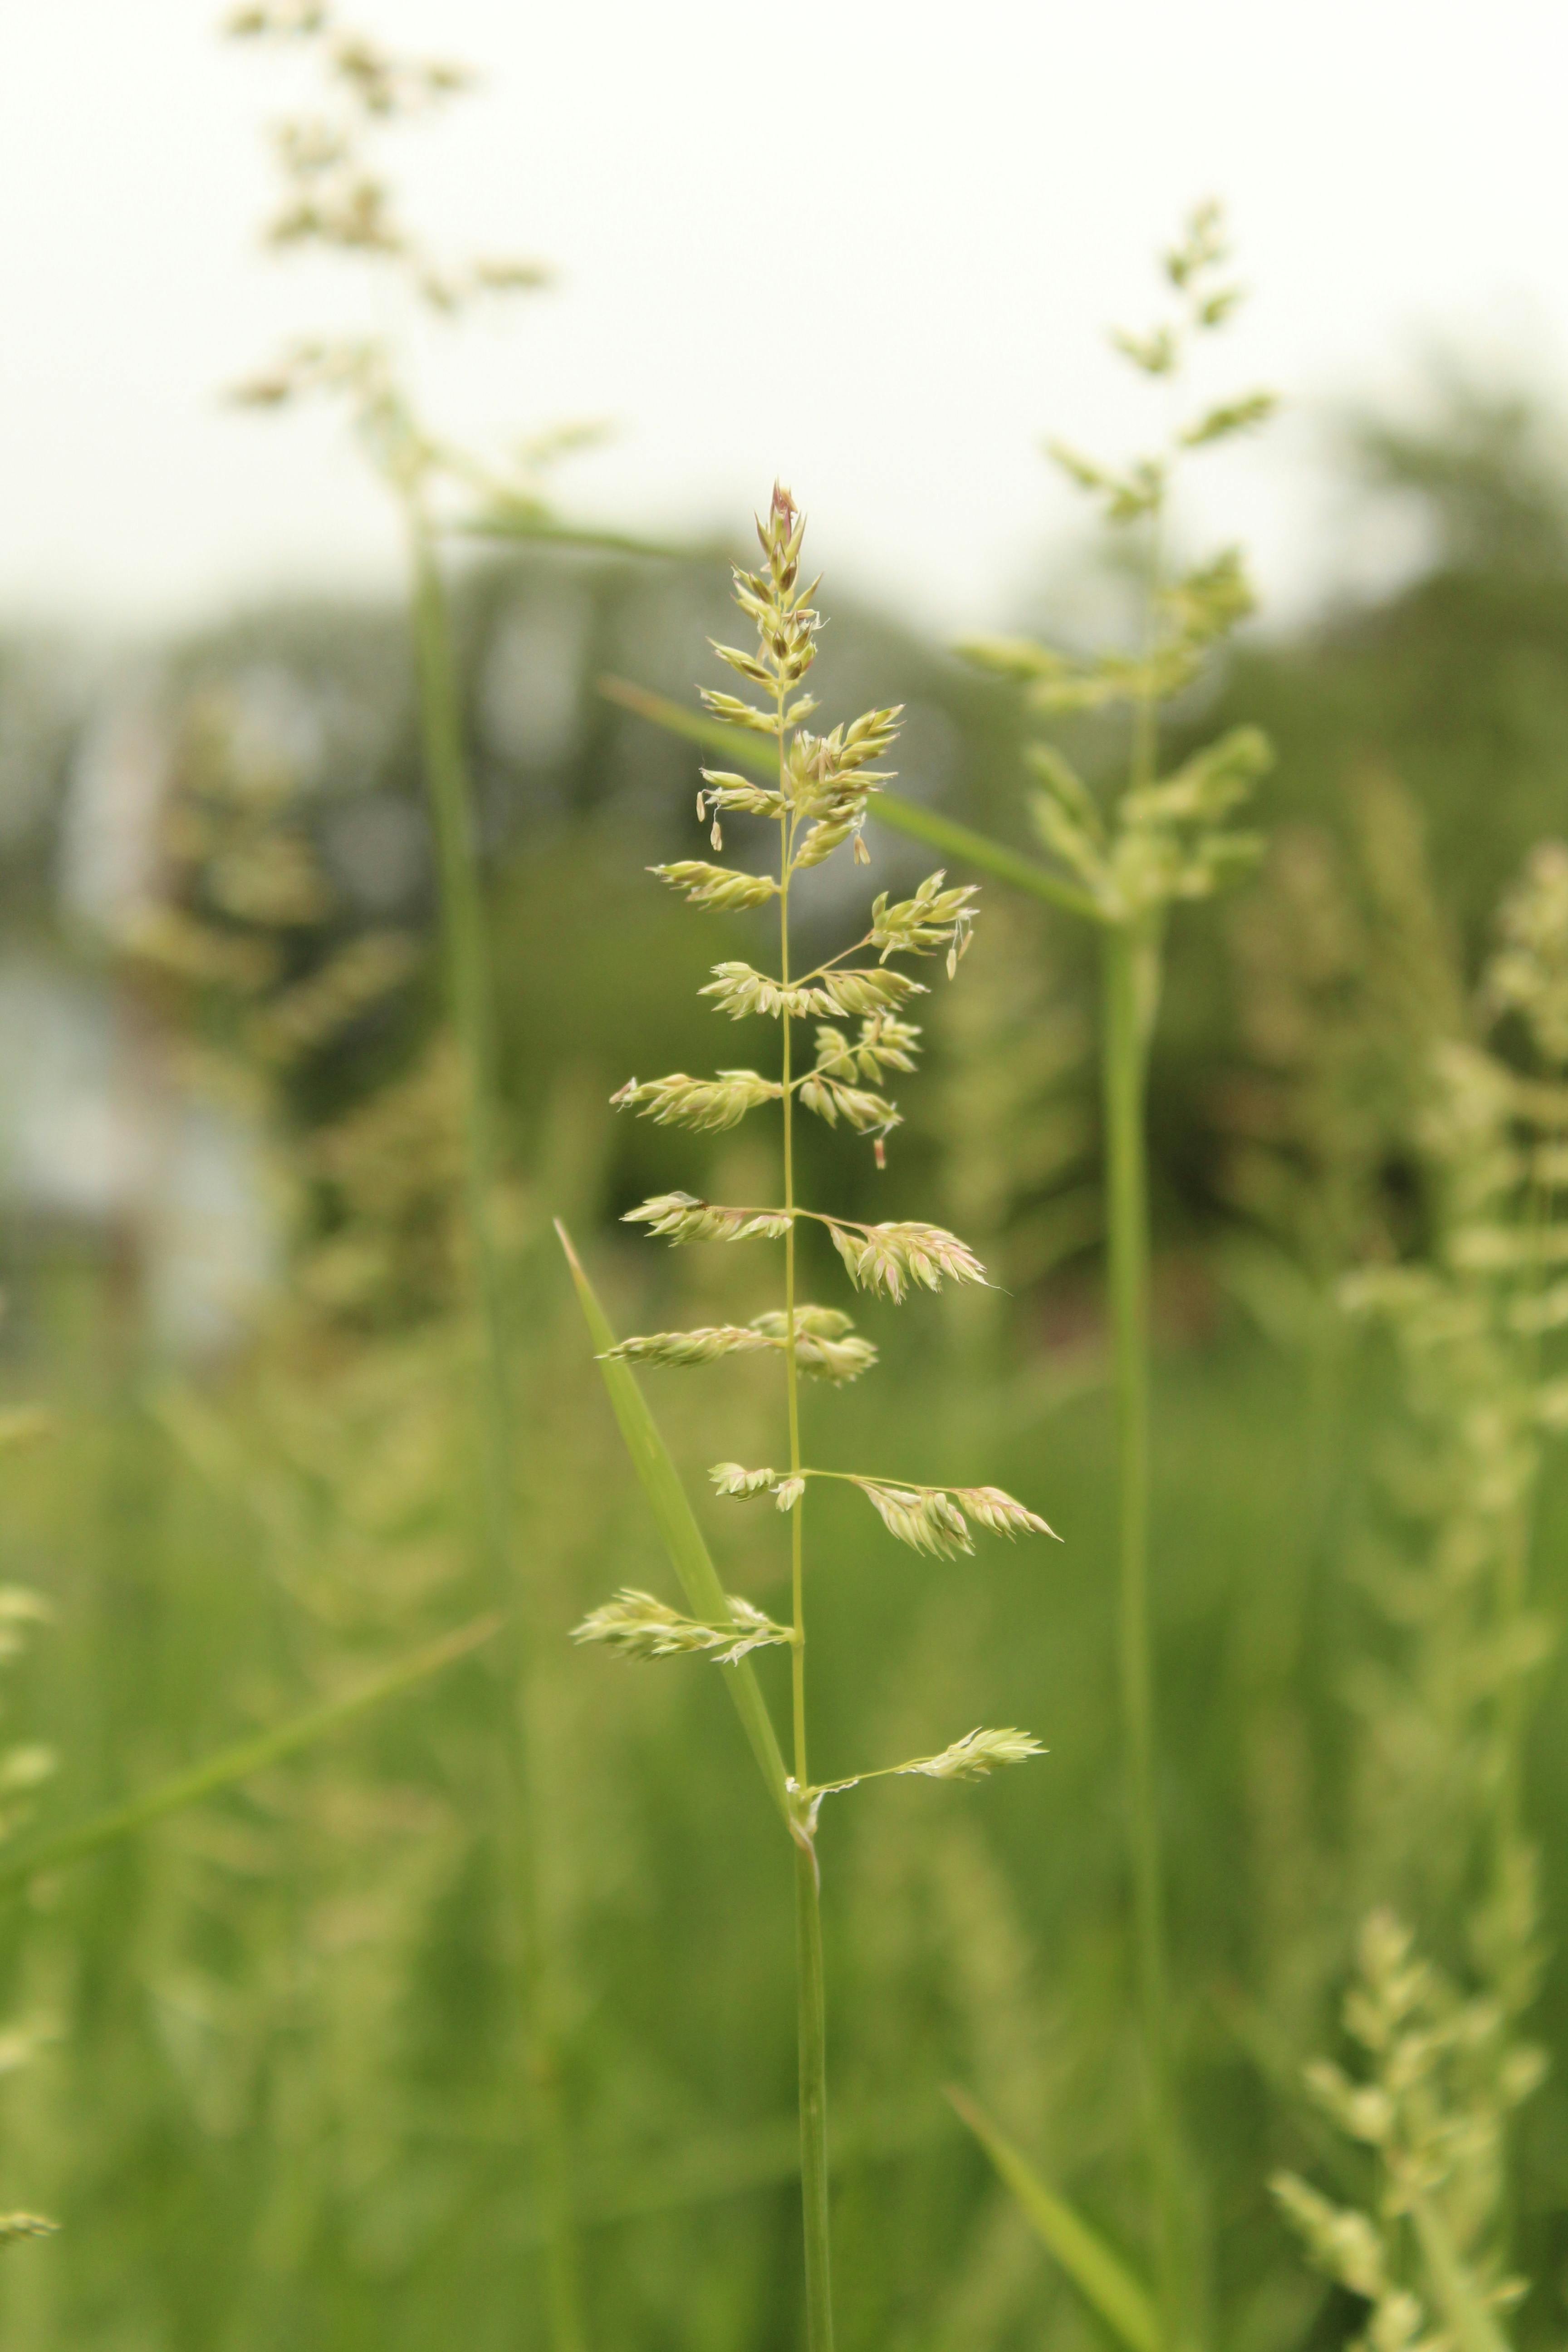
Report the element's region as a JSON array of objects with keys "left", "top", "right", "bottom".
[
  {"left": 779, "top": 708, "right": 834, "bottom": 2352},
  {"left": 795, "top": 1843, "right": 835, "bottom": 2352},
  {"left": 408, "top": 514, "right": 584, "bottom": 2352},
  {"left": 1102, "top": 921, "right": 1188, "bottom": 2352}
]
